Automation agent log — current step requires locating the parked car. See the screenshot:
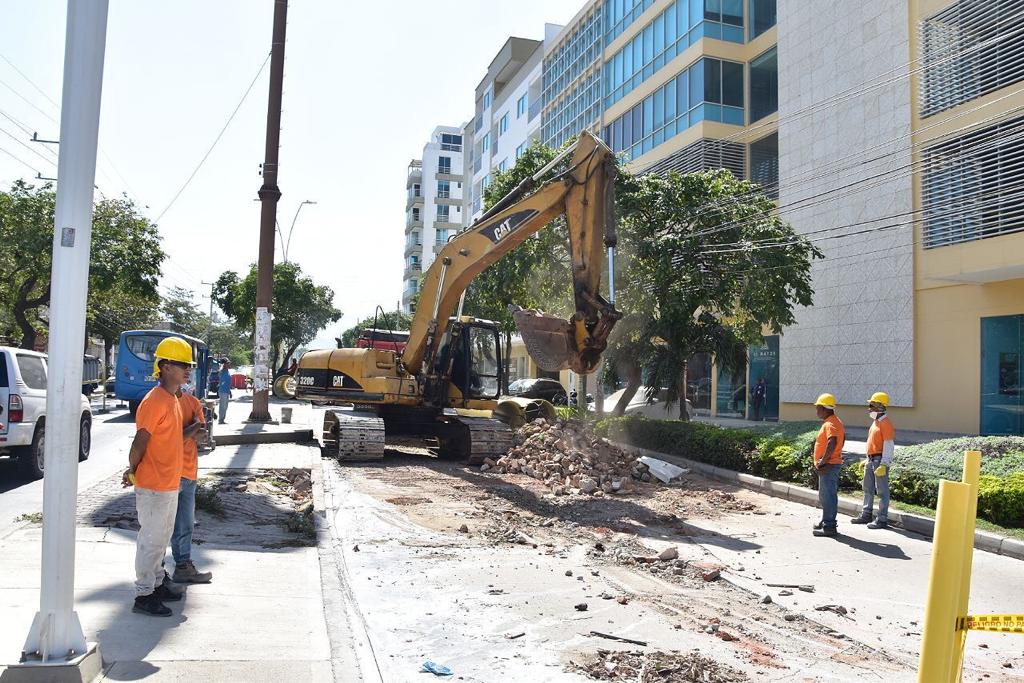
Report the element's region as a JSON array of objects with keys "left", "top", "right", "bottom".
[
  {"left": 506, "top": 377, "right": 568, "bottom": 405},
  {"left": 0, "top": 346, "right": 92, "bottom": 479}
]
